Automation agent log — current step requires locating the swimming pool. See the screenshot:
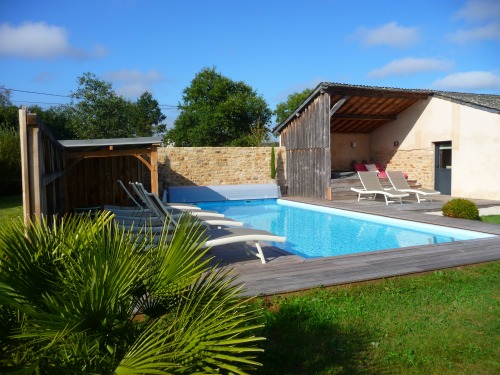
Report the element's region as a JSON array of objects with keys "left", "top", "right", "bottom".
[{"left": 197, "top": 199, "right": 495, "bottom": 258}]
